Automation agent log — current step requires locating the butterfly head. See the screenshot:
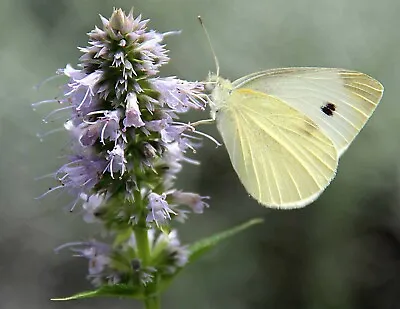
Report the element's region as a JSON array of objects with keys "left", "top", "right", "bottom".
[{"left": 206, "top": 74, "right": 233, "bottom": 120}]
